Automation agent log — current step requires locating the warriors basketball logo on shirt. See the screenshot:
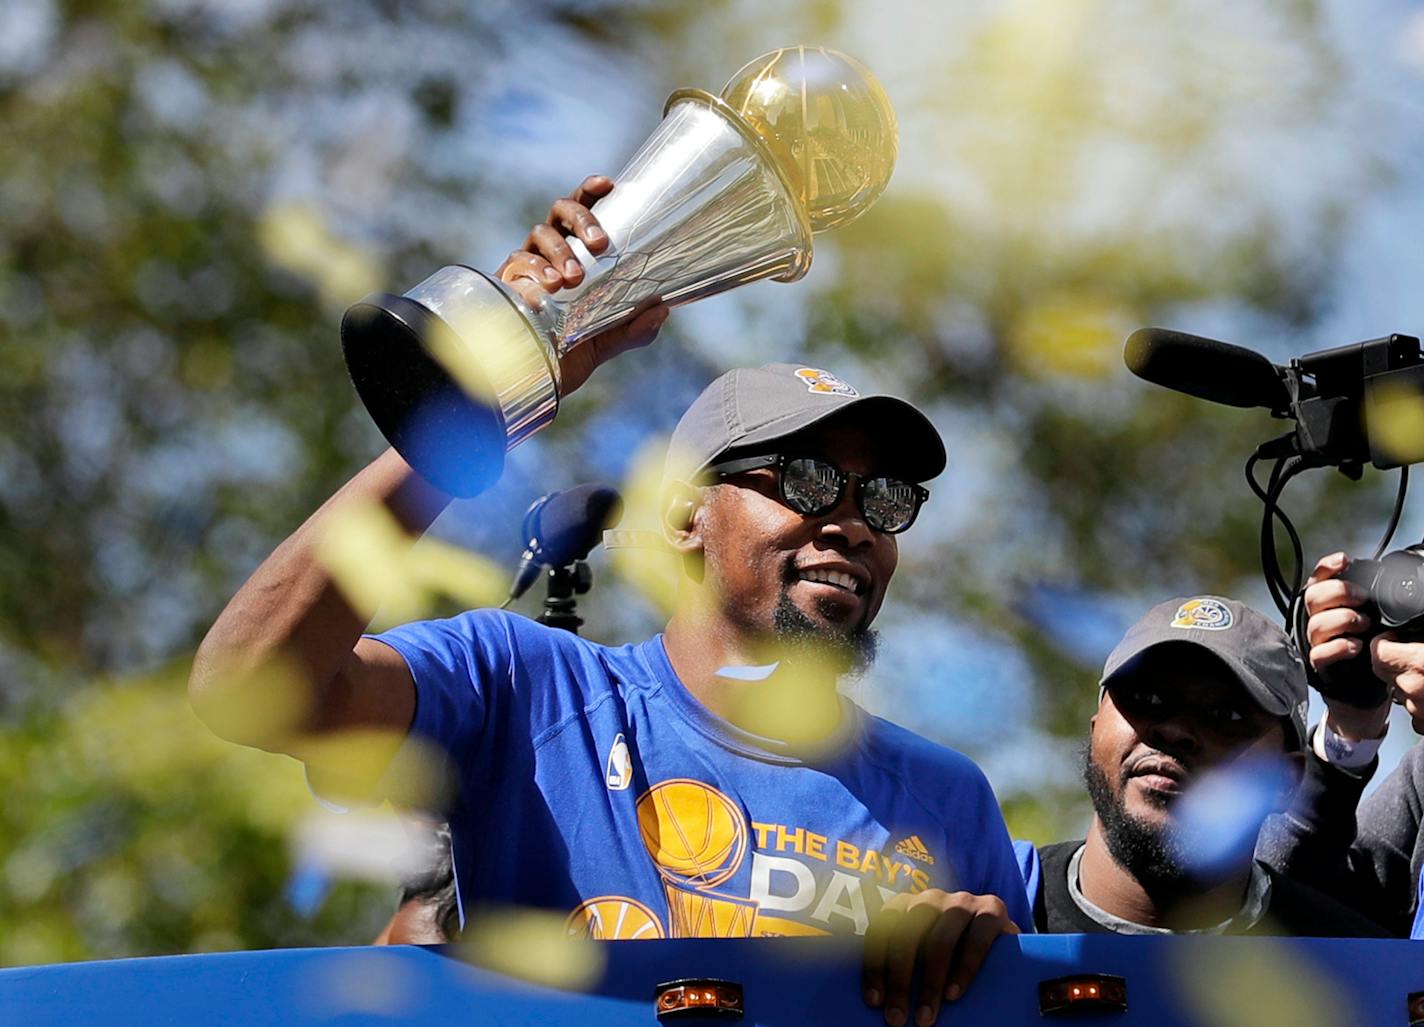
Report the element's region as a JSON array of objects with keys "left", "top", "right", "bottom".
[{"left": 565, "top": 777, "right": 943, "bottom": 941}]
